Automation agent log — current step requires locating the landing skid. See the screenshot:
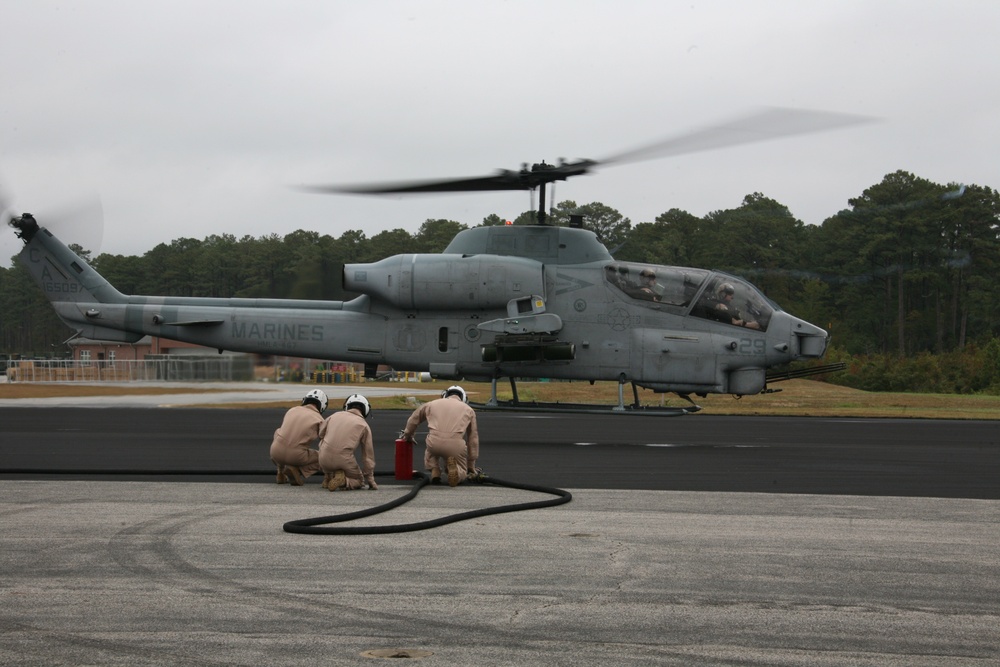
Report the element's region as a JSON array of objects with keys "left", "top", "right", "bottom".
[{"left": 471, "top": 377, "right": 701, "bottom": 417}]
